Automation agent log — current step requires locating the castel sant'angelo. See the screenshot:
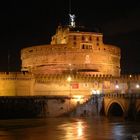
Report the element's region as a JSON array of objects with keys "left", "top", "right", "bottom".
[
  {"left": 1, "top": 14, "right": 140, "bottom": 96},
  {"left": 0, "top": 14, "right": 140, "bottom": 117},
  {"left": 21, "top": 19, "right": 120, "bottom": 76}
]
